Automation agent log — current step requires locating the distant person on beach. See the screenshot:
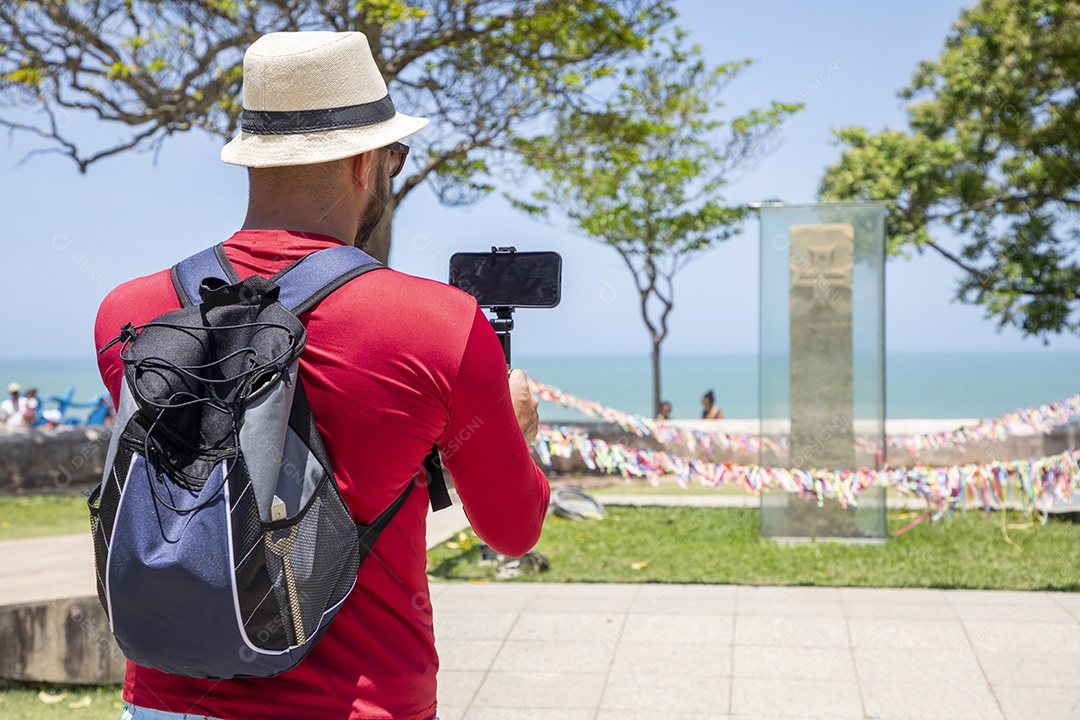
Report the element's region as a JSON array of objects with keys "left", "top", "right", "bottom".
[
  {"left": 93, "top": 31, "right": 547, "bottom": 720},
  {"left": 0, "top": 382, "right": 29, "bottom": 430},
  {"left": 701, "top": 390, "right": 724, "bottom": 420},
  {"left": 657, "top": 400, "right": 672, "bottom": 420},
  {"left": 23, "top": 388, "right": 39, "bottom": 426}
]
